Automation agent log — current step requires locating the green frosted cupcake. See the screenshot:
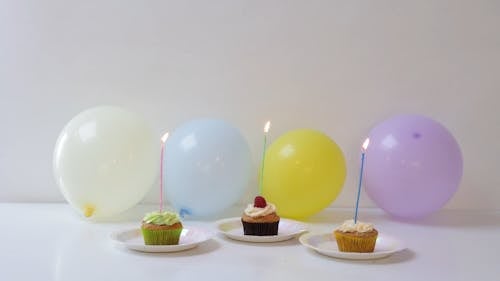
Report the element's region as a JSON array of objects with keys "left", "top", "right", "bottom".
[{"left": 141, "top": 211, "right": 183, "bottom": 245}]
